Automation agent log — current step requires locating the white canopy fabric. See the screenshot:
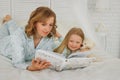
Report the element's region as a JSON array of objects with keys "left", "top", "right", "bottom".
[{"left": 71, "top": 0, "right": 103, "bottom": 51}]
